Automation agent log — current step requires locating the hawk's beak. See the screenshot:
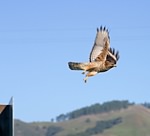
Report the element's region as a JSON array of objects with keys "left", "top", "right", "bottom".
[{"left": 114, "top": 64, "right": 117, "bottom": 67}]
